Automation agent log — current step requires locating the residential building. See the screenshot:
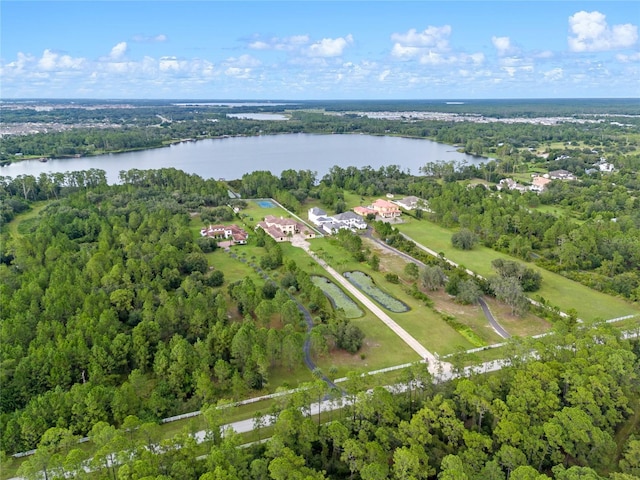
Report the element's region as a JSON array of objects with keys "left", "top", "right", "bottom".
[
  {"left": 308, "top": 207, "right": 367, "bottom": 234},
  {"left": 549, "top": 169, "right": 577, "bottom": 181},
  {"left": 497, "top": 178, "right": 527, "bottom": 192},
  {"left": 371, "top": 199, "right": 402, "bottom": 218},
  {"left": 530, "top": 176, "right": 552, "bottom": 192},
  {"left": 307, "top": 207, "right": 328, "bottom": 225},
  {"left": 353, "top": 206, "right": 376, "bottom": 217},
  {"left": 257, "top": 215, "right": 316, "bottom": 242},
  {"left": 394, "top": 196, "right": 422, "bottom": 210},
  {"left": 597, "top": 161, "right": 615, "bottom": 172},
  {"left": 200, "top": 224, "right": 248, "bottom": 245}
]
